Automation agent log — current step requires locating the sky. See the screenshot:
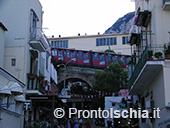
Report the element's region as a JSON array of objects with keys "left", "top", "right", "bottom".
[{"left": 39, "top": 0, "right": 135, "bottom": 38}]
